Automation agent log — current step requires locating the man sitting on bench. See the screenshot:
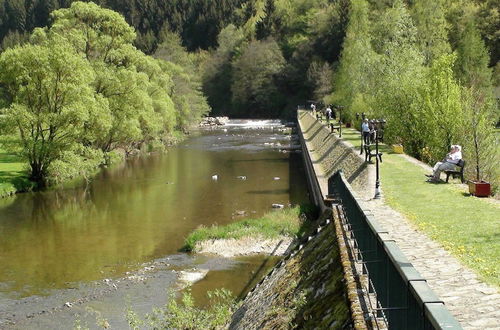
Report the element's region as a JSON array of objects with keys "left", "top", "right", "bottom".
[{"left": 426, "top": 145, "right": 462, "bottom": 183}]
